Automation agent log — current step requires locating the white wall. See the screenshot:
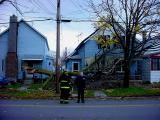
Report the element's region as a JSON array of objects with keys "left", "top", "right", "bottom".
[{"left": 150, "top": 71, "right": 160, "bottom": 83}]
